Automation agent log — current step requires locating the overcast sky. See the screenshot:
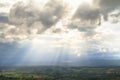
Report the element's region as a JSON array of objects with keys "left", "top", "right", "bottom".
[{"left": 0, "top": 0, "right": 120, "bottom": 66}]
